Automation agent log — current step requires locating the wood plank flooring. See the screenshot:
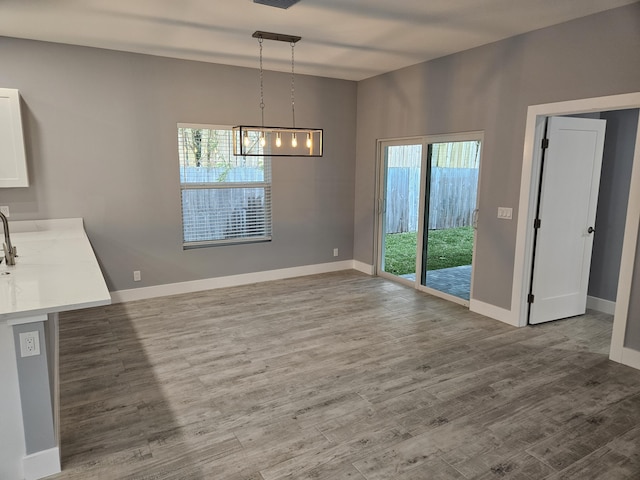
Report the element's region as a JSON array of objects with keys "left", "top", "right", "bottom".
[{"left": 49, "top": 271, "right": 640, "bottom": 479}]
